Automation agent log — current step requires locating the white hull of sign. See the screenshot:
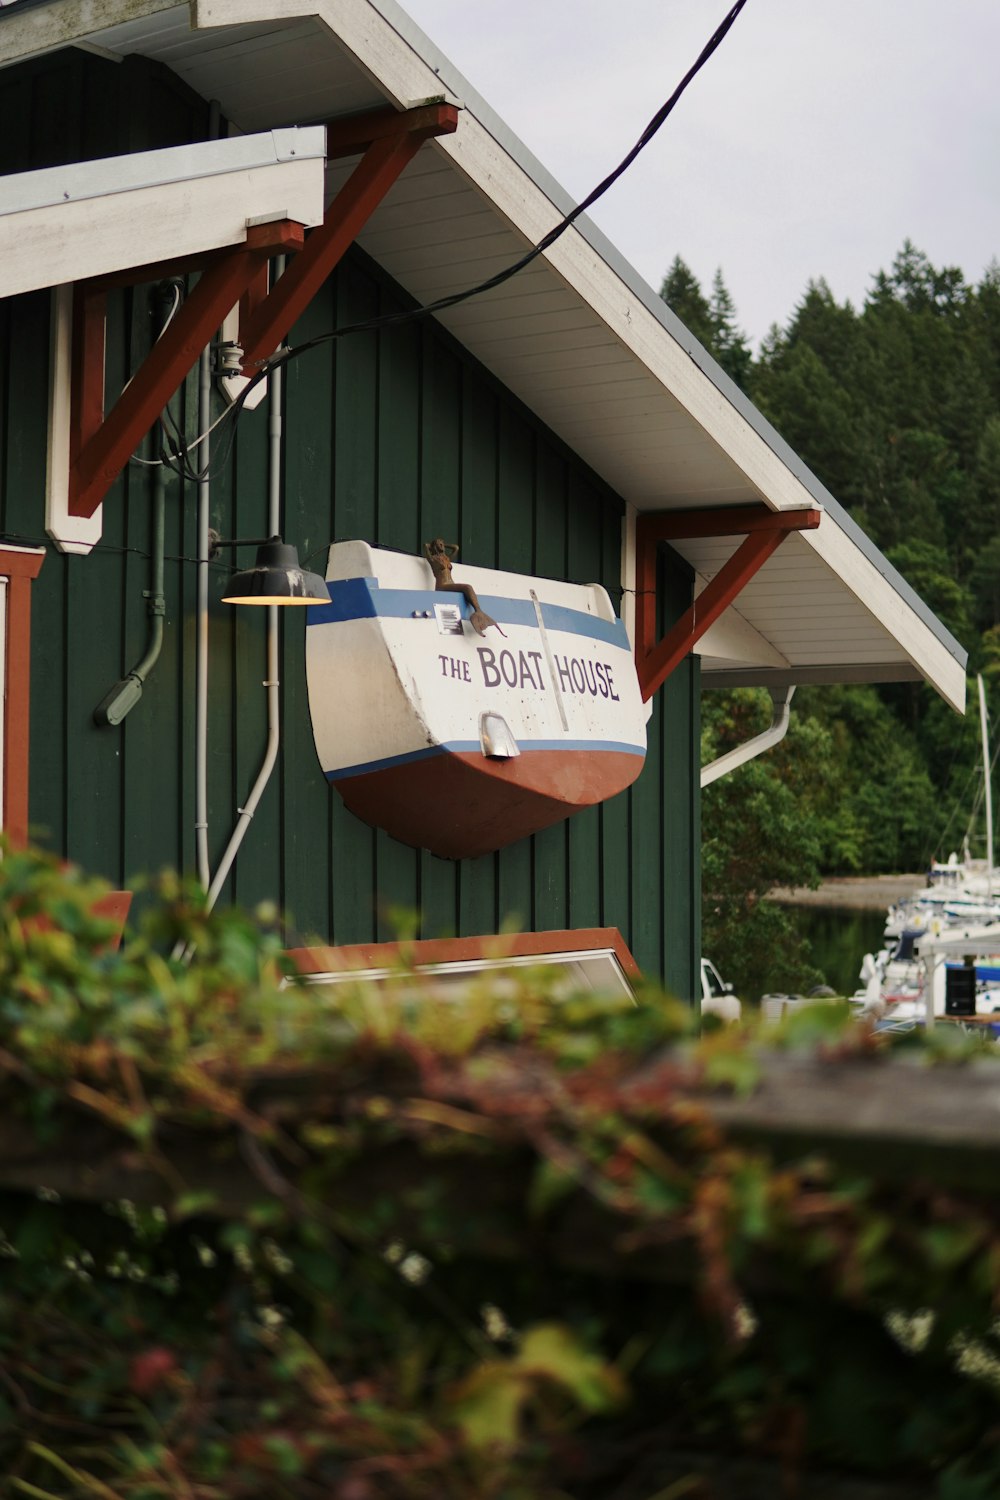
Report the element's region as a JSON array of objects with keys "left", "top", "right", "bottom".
[{"left": 305, "top": 542, "right": 648, "bottom": 858}]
